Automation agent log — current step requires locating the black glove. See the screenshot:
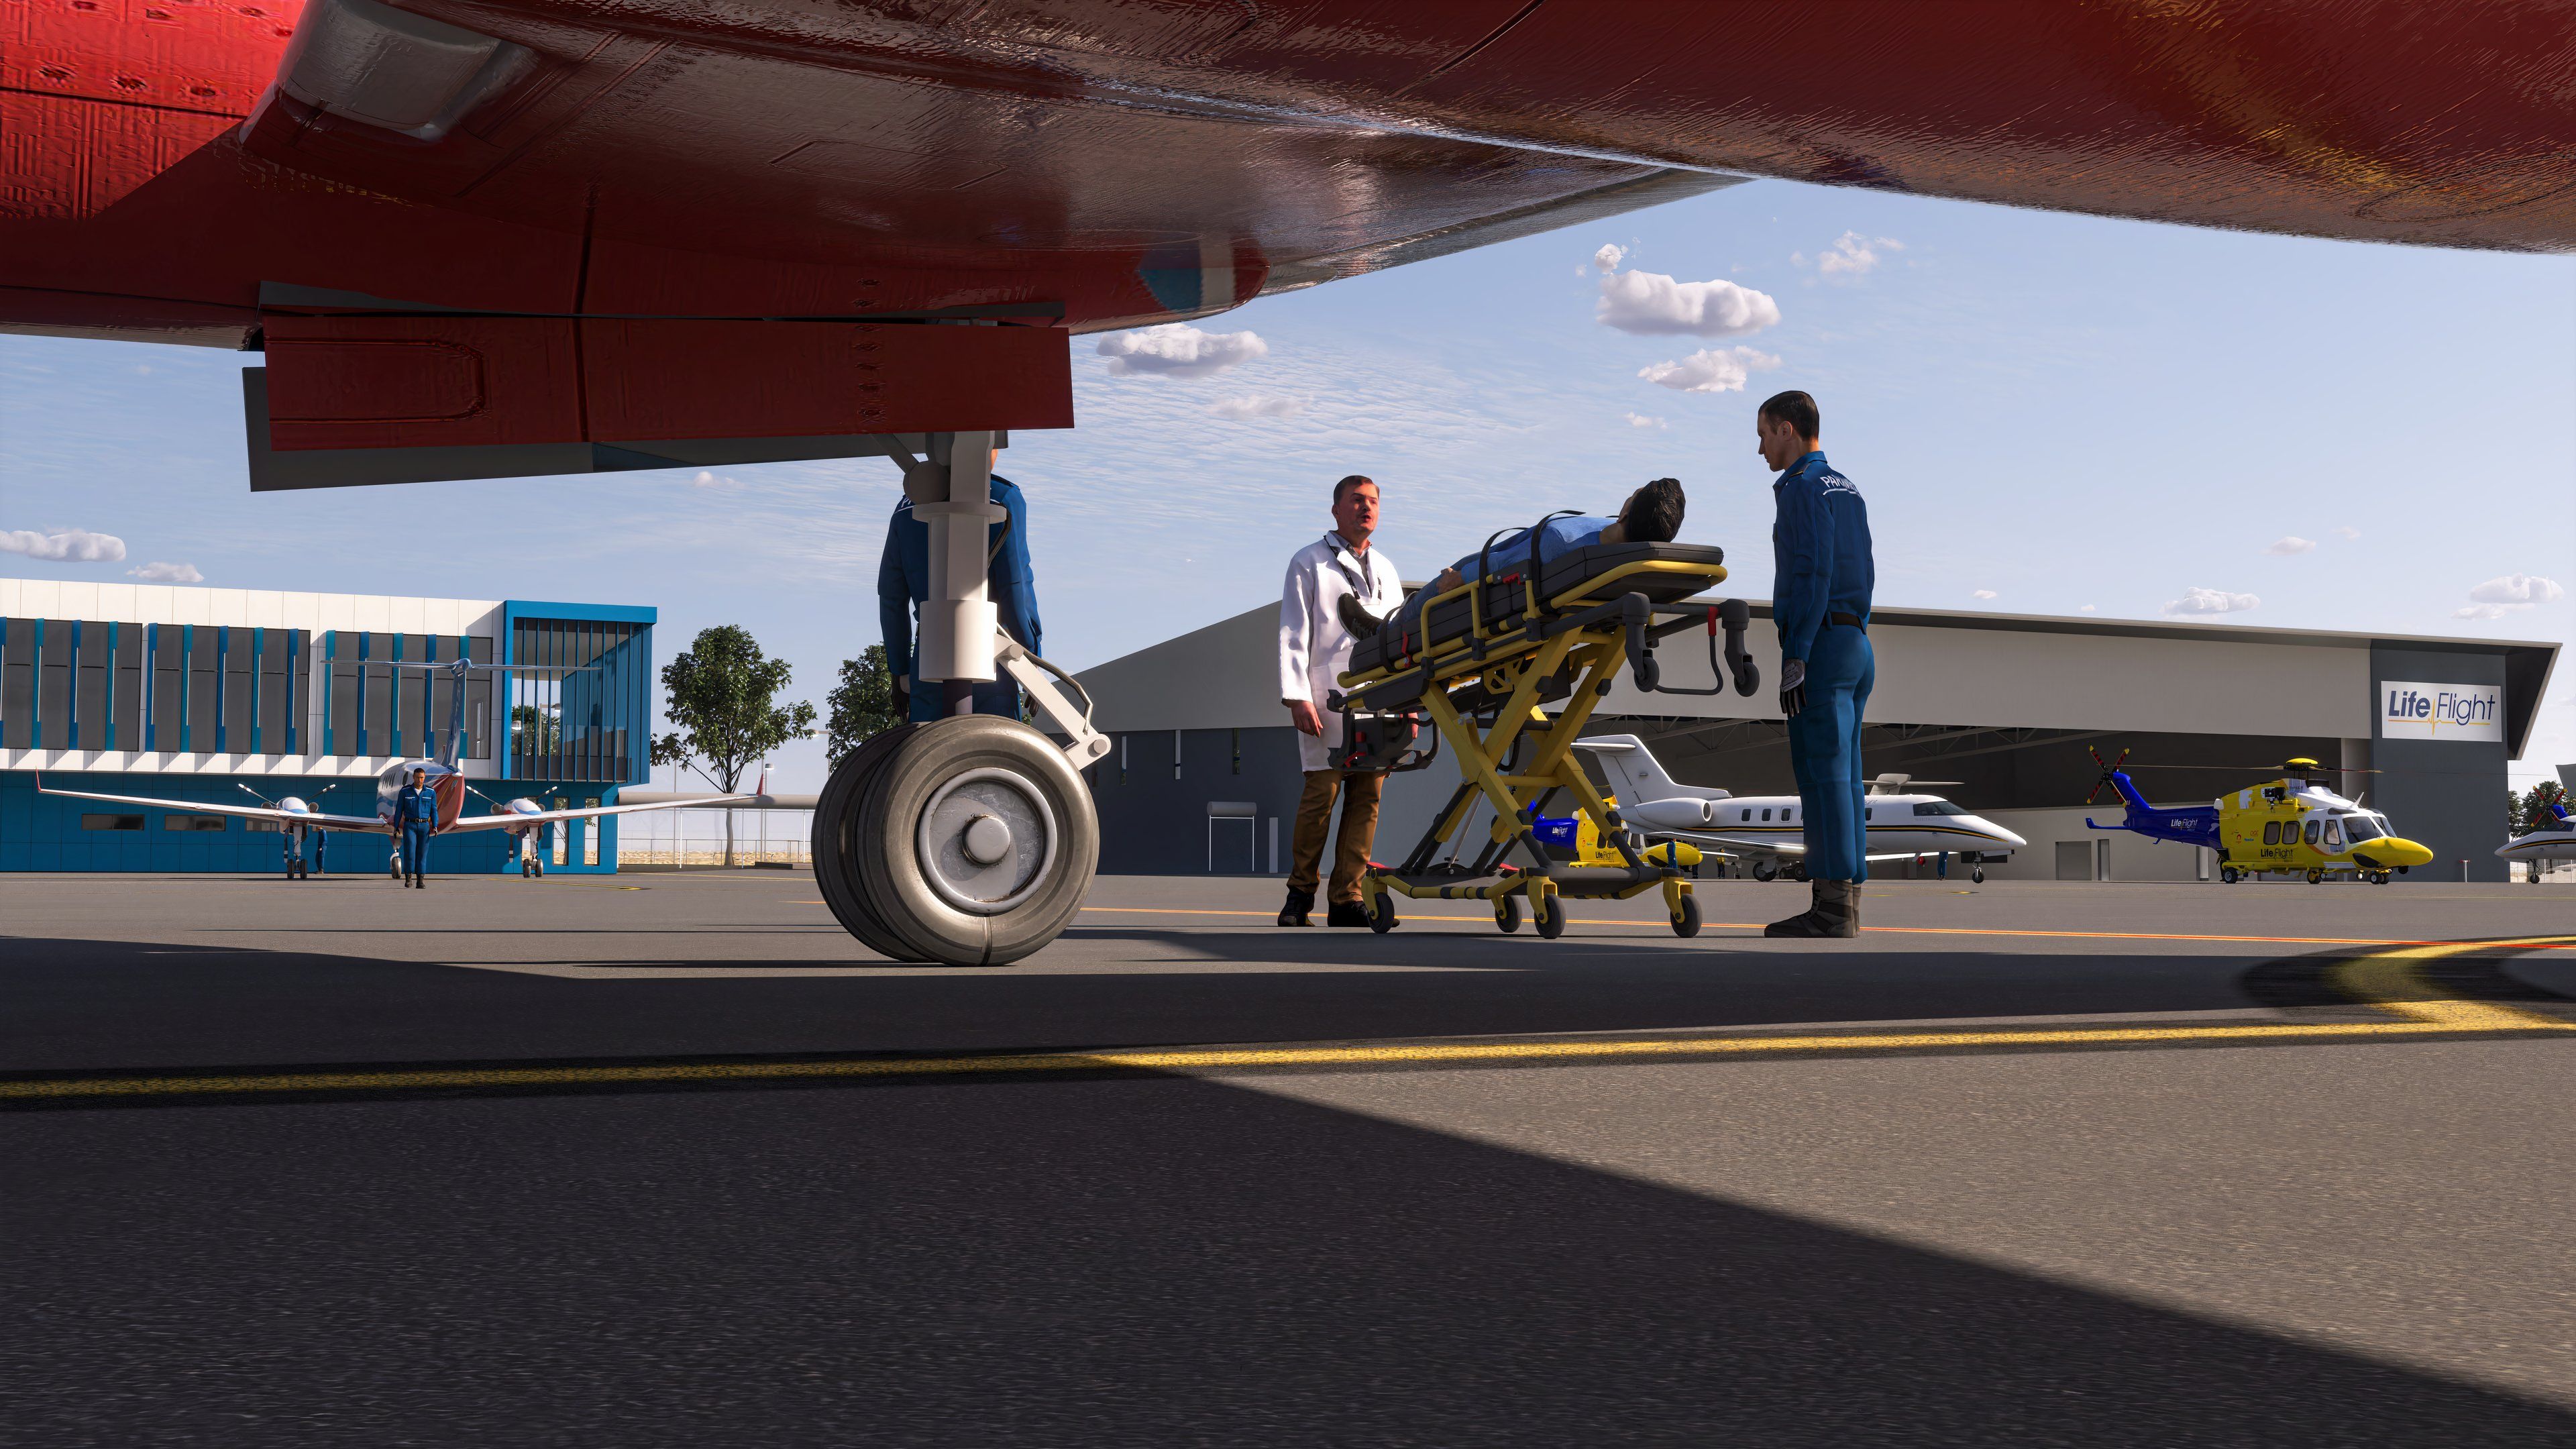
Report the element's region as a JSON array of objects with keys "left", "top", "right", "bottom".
[
  {"left": 892, "top": 686, "right": 911, "bottom": 722},
  {"left": 1778, "top": 658, "right": 1807, "bottom": 719}
]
